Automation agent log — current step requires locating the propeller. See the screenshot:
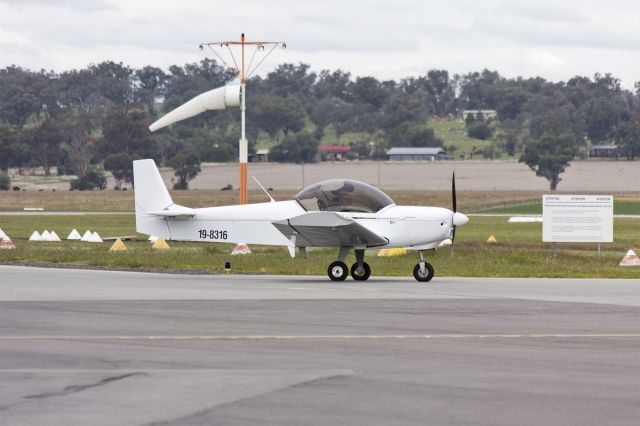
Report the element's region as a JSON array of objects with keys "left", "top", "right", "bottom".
[
  {"left": 449, "top": 172, "right": 469, "bottom": 255},
  {"left": 451, "top": 172, "right": 457, "bottom": 252}
]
